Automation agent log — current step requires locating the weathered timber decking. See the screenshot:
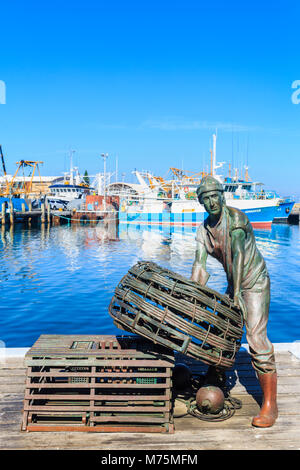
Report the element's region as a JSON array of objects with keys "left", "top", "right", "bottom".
[{"left": 0, "top": 348, "right": 299, "bottom": 450}]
